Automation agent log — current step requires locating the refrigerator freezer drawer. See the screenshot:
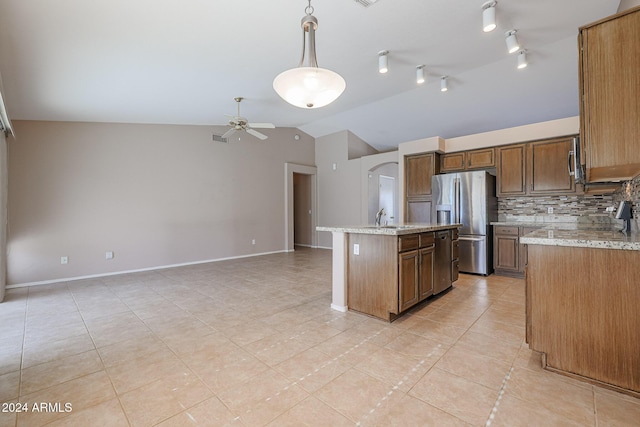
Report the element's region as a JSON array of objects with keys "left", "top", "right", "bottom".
[{"left": 459, "top": 235, "right": 490, "bottom": 275}]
